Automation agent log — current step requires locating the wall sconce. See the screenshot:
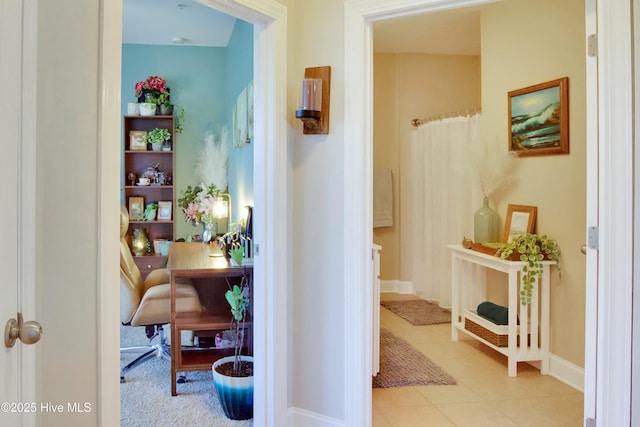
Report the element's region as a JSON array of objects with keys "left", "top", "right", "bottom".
[
  {"left": 295, "top": 66, "right": 331, "bottom": 134},
  {"left": 213, "top": 193, "right": 232, "bottom": 232}
]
